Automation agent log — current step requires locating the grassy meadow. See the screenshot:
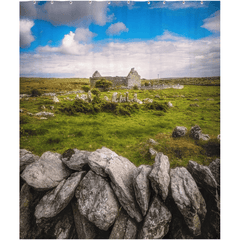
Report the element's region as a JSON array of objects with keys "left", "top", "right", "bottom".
[{"left": 20, "top": 77, "right": 220, "bottom": 168}]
